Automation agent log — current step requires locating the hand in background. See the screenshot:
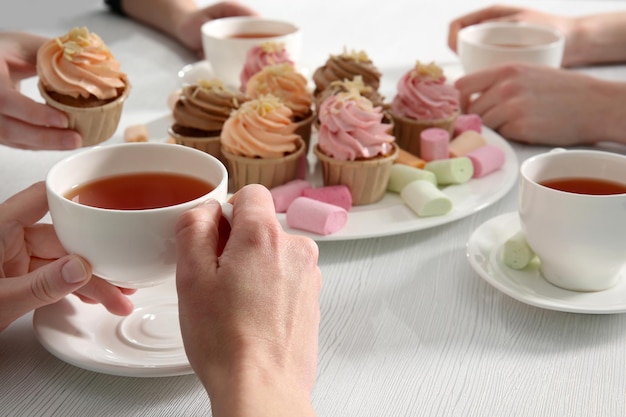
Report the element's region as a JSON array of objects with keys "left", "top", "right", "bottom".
[
  {"left": 176, "top": 184, "right": 321, "bottom": 417},
  {"left": 0, "top": 182, "right": 134, "bottom": 331},
  {"left": 455, "top": 63, "right": 626, "bottom": 146},
  {"left": 0, "top": 32, "right": 82, "bottom": 150}
]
